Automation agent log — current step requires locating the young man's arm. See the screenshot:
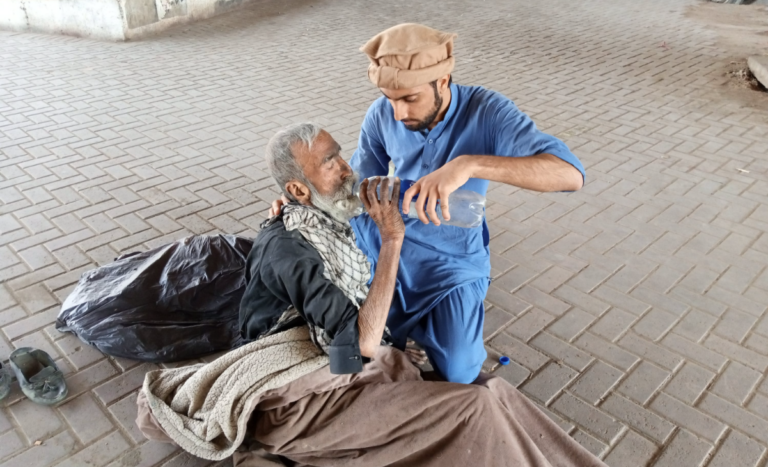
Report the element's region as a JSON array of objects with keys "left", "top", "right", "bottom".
[
  {"left": 404, "top": 153, "right": 582, "bottom": 225},
  {"left": 403, "top": 96, "right": 585, "bottom": 225},
  {"left": 457, "top": 153, "right": 583, "bottom": 191}
]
